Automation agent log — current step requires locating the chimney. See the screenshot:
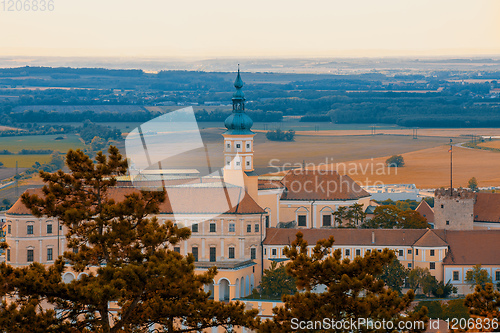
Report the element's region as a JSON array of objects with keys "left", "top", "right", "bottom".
[{"left": 371, "top": 231, "right": 375, "bottom": 244}]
